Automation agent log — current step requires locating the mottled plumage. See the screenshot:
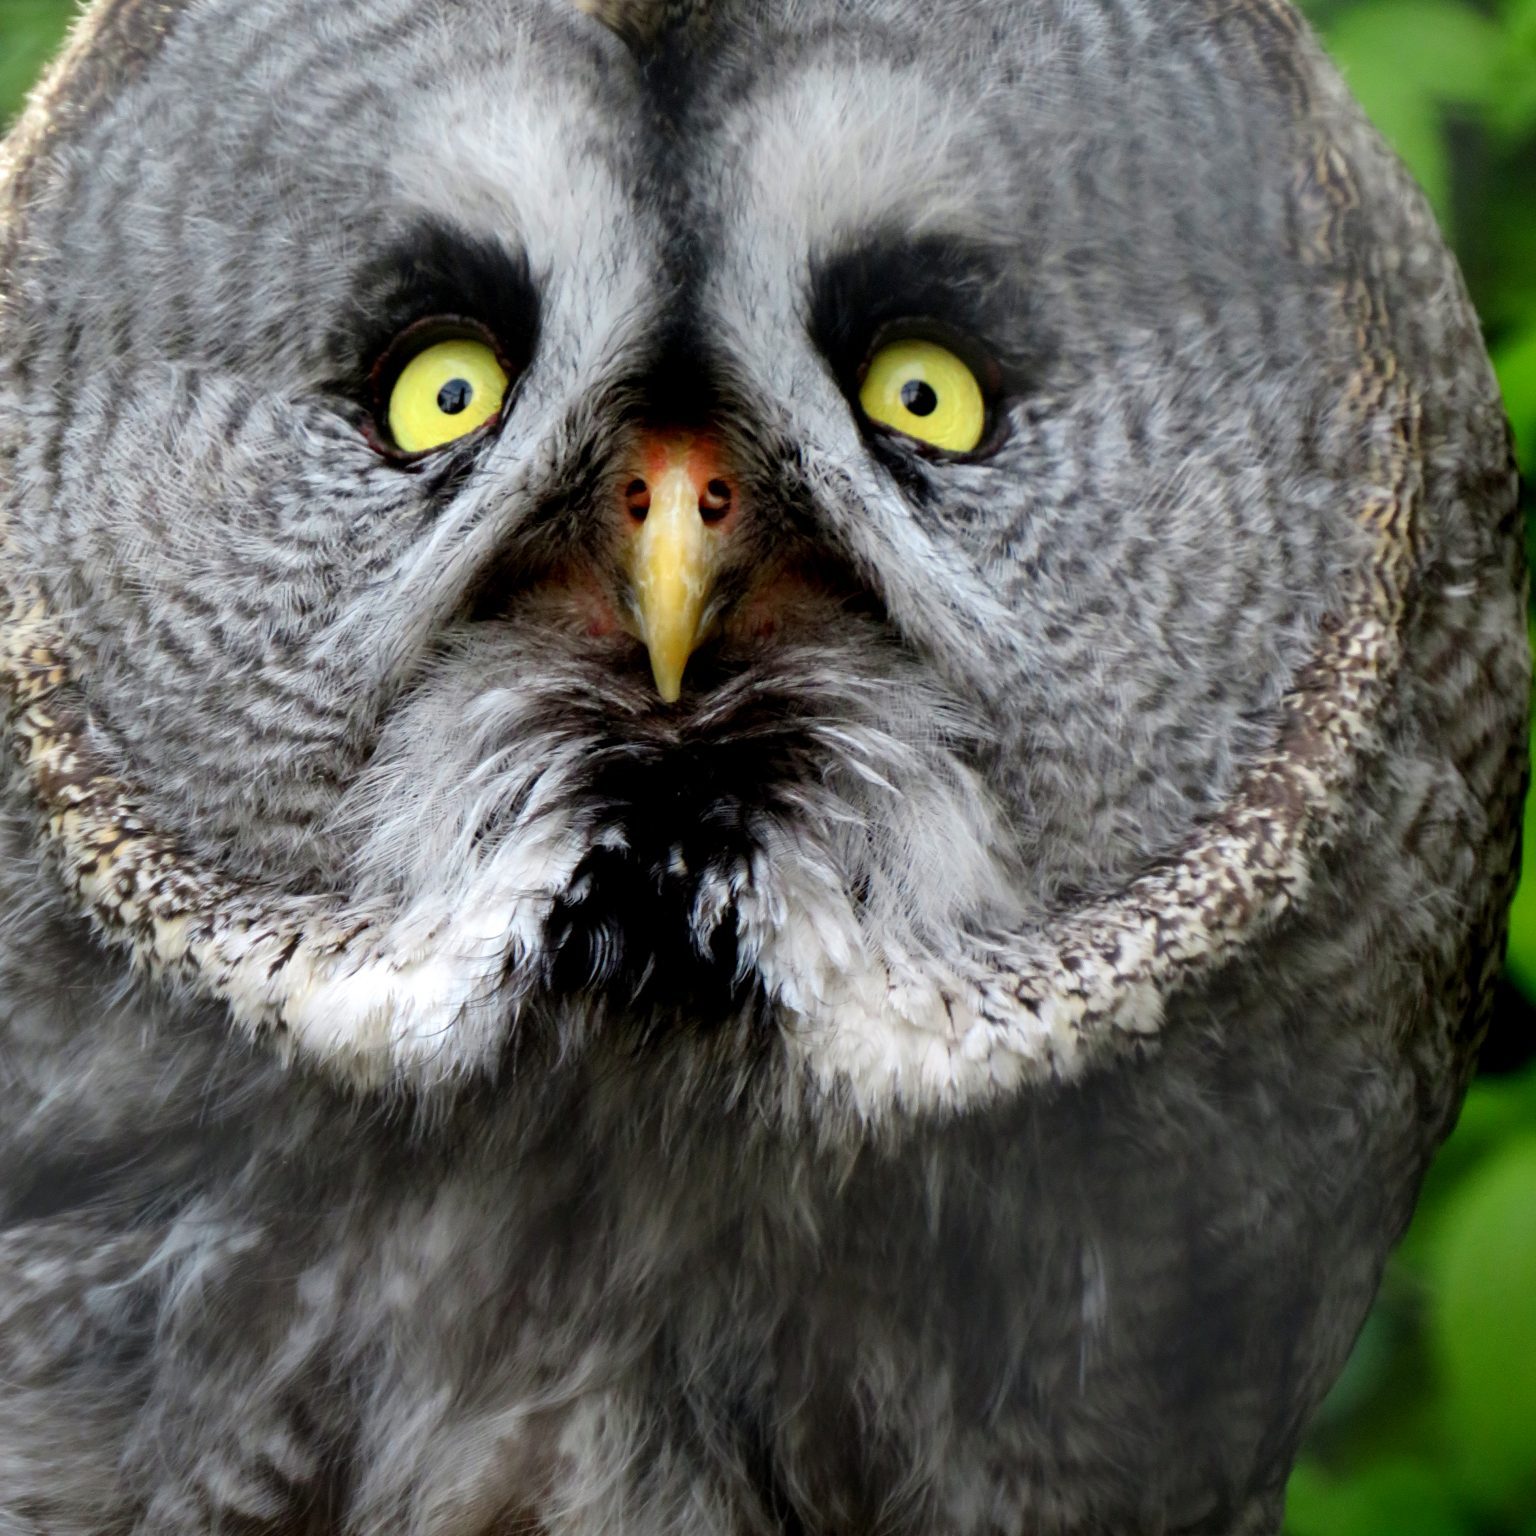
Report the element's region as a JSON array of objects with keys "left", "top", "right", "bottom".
[{"left": 0, "top": 0, "right": 1525, "bottom": 1532}]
